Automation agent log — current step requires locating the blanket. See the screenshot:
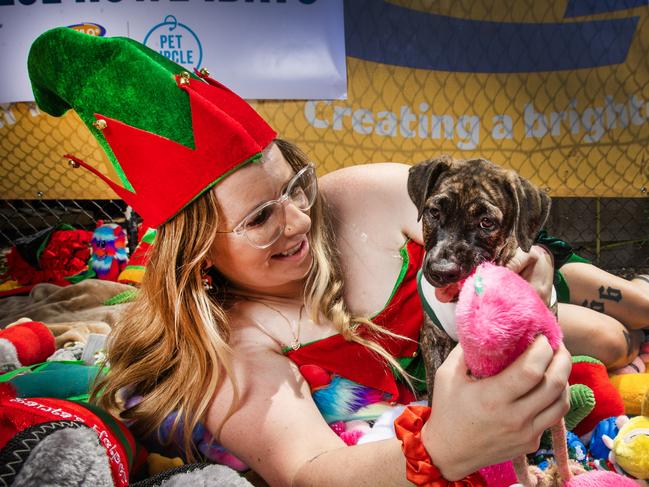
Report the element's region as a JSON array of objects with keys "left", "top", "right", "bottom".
[{"left": 0, "top": 279, "right": 132, "bottom": 330}]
